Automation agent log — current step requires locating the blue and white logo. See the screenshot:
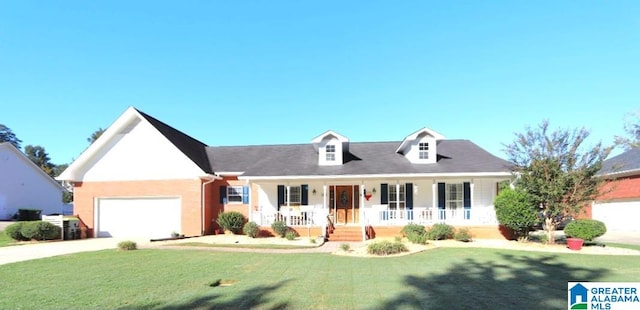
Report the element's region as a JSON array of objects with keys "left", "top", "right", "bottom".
[{"left": 568, "top": 282, "right": 640, "bottom": 310}]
